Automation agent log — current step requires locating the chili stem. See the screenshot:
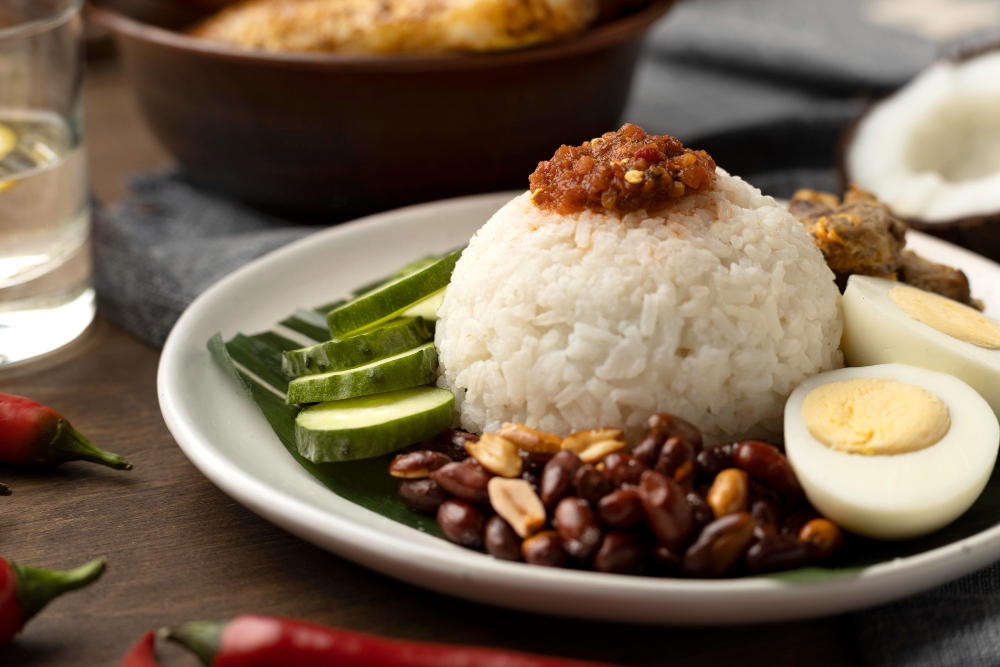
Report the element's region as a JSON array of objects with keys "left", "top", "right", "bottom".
[
  {"left": 12, "top": 557, "right": 106, "bottom": 622},
  {"left": 53, "top": 422, "right": 132, "bottom": 470},
  {"left": 165, "top": 621, "right": 223, "bottom": 666}
]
